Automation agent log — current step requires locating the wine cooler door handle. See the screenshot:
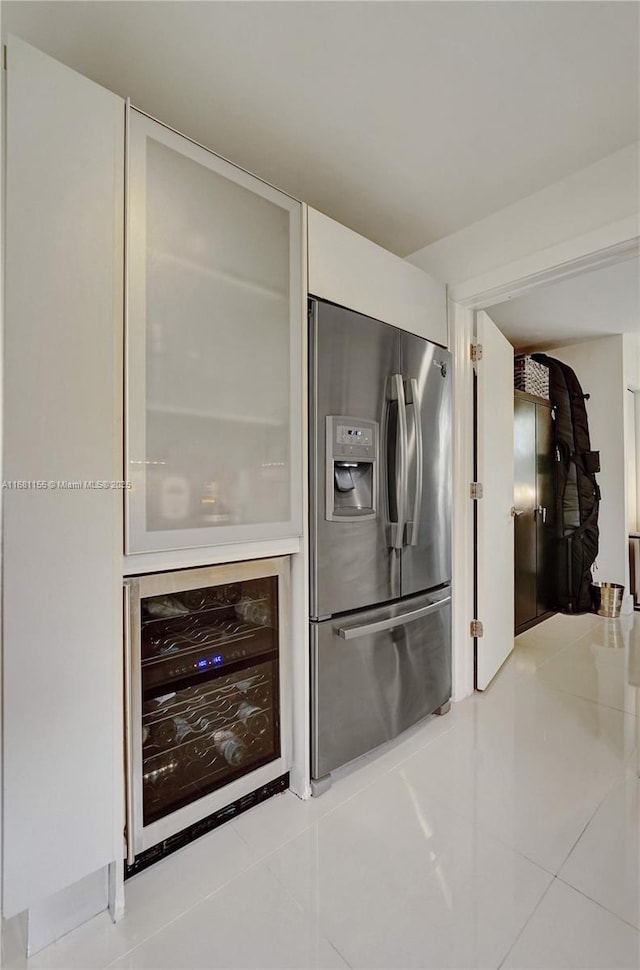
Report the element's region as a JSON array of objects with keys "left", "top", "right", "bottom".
[
  {"left": 388, "top": 373, "right": 408, "bottom": 549},
  {"left": 338, "top": 595, "right": 451, "bottom": 640},
  {"left": 405, "top": 377, "right": 423, "bottom": 546},
  {"left": 123, "top": 581, "right": 136, "bottom": 866}
]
